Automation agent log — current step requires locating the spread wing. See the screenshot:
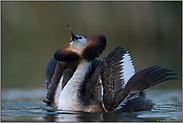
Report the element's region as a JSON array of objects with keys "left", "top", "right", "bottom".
[
  {"left": 43, "top": 59, "right": 77, "bottom": 108},
  {"left": 100, "top": 46, "right": 135, "bottom": 111},
  {"left": 100, "top": 46, "right": 177, "bottom": 112},
  {"left": 115, "top": 65, "right": 178, "bottom": 111}
]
